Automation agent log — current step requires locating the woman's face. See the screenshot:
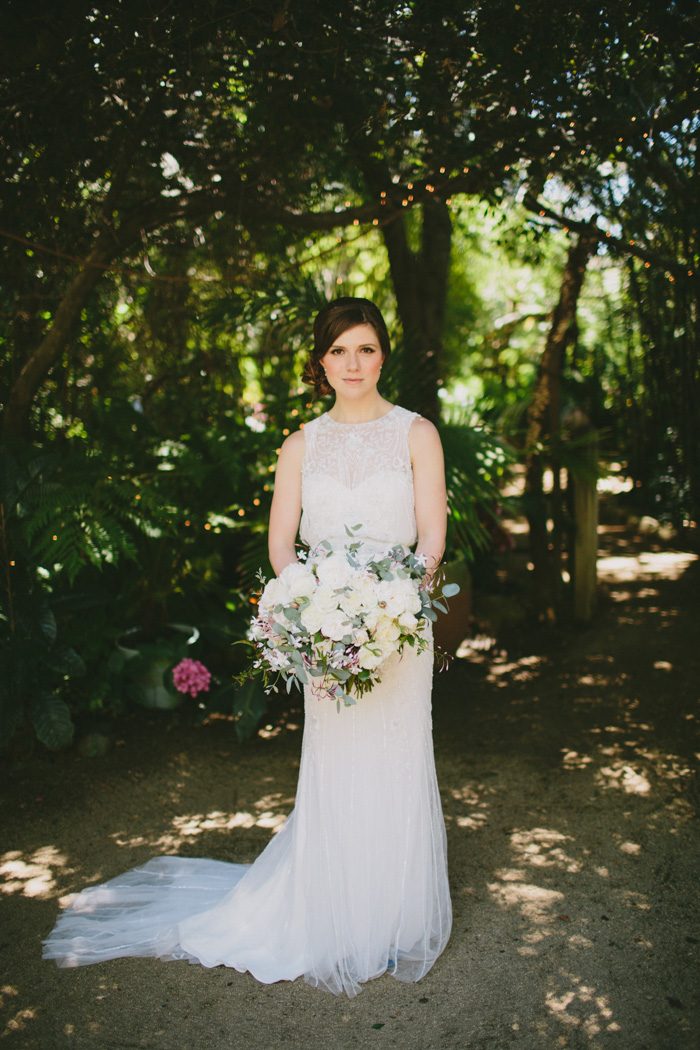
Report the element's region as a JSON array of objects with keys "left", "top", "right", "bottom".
[{"left": 319, "top": 323, "right": 384, "bottom": 397}]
